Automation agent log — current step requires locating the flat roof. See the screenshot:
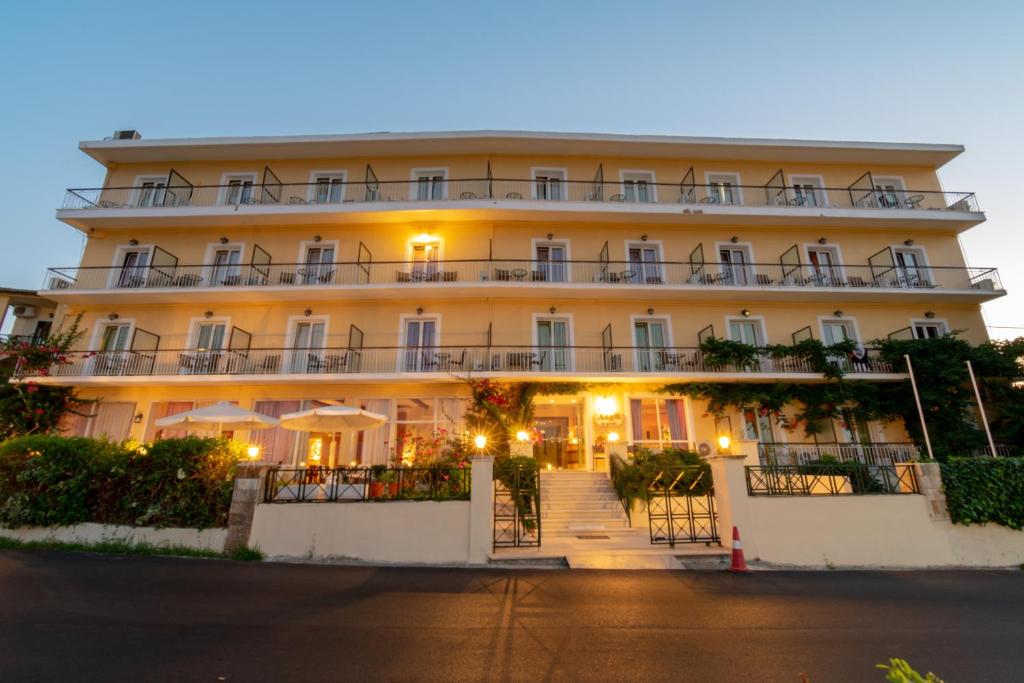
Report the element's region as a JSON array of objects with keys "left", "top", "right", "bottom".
[{"left": 79, "top": 130, "right": 965, "bottom": 168}]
